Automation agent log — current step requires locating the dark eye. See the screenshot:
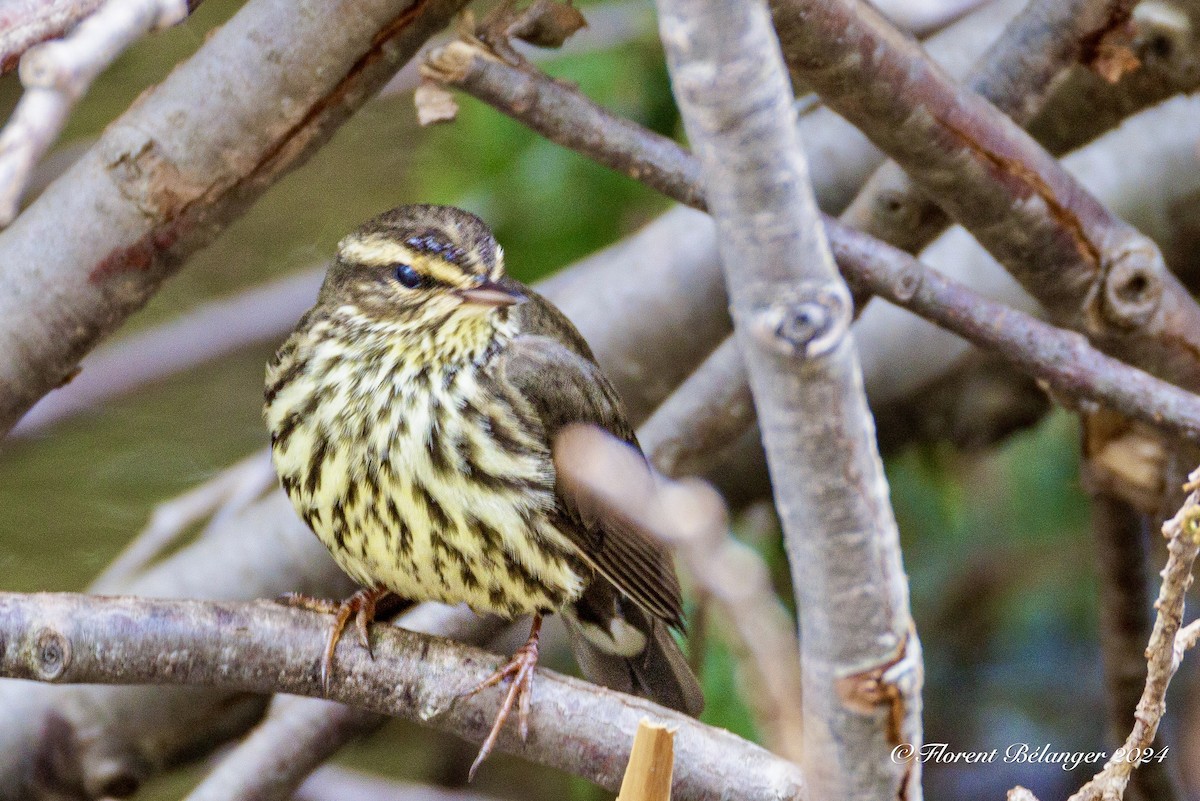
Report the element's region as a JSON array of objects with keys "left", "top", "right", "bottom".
[{"left": 393, "top": 263, "right": 423, "bottom": 289}]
